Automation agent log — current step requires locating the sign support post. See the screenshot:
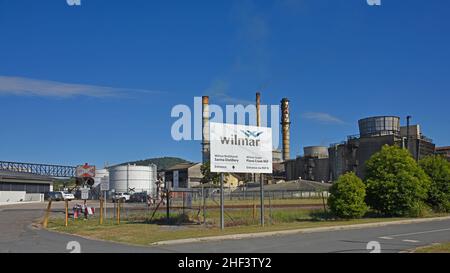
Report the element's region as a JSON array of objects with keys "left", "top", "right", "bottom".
[
  {"left": 100, "top": 178, "right": 109, "bottom": 224},
  {"left": 117, "top": 198, "right": 121, "bottom": 224},
  {"left": 260, "top": 174, "right": 264, "bottom": 227},
  {"left": 220, "top": 173, "right": 224, "bottom": 231},
  {"left": 104, "top": 191, "right": 107, "bottom": 222}
]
